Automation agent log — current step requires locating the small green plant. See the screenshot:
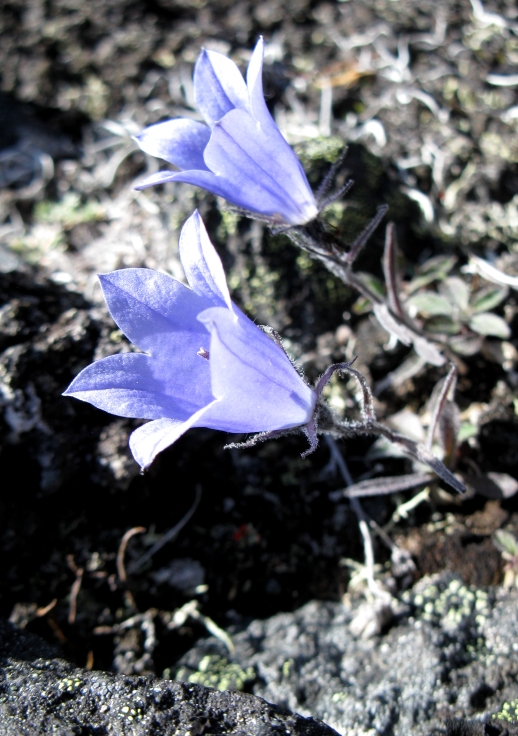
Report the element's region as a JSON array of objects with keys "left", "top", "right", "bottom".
[
  {"left": 404, "top": 267, "right": 510, "bottom": 348},
  {"left": 174, "top": 655, "right": 255, "bottom": 692},
  {"left": 493, "top": 530, "right": 518, "bottom": 588},
  {"left": 343, "top": 365, "right": 518, "bottom": 503},
  {"left": 352, "top": 227, "right": 511, "bottom": 365},
  {"left": 35, "top": 192, "right": 105, "bottom": 230}
]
